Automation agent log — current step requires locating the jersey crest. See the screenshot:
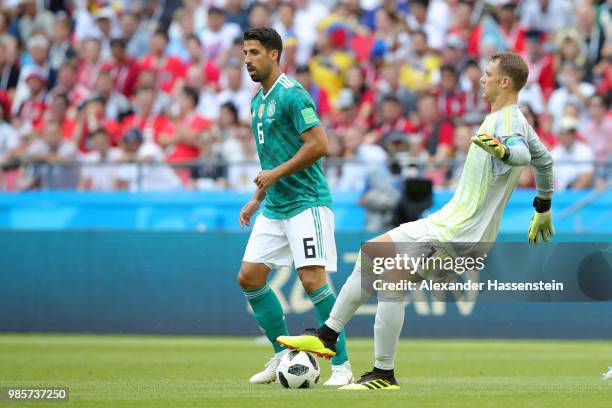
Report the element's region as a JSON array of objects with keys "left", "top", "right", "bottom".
[{"left": 266, "top": 100, "right": 277, "bottom": 117}]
